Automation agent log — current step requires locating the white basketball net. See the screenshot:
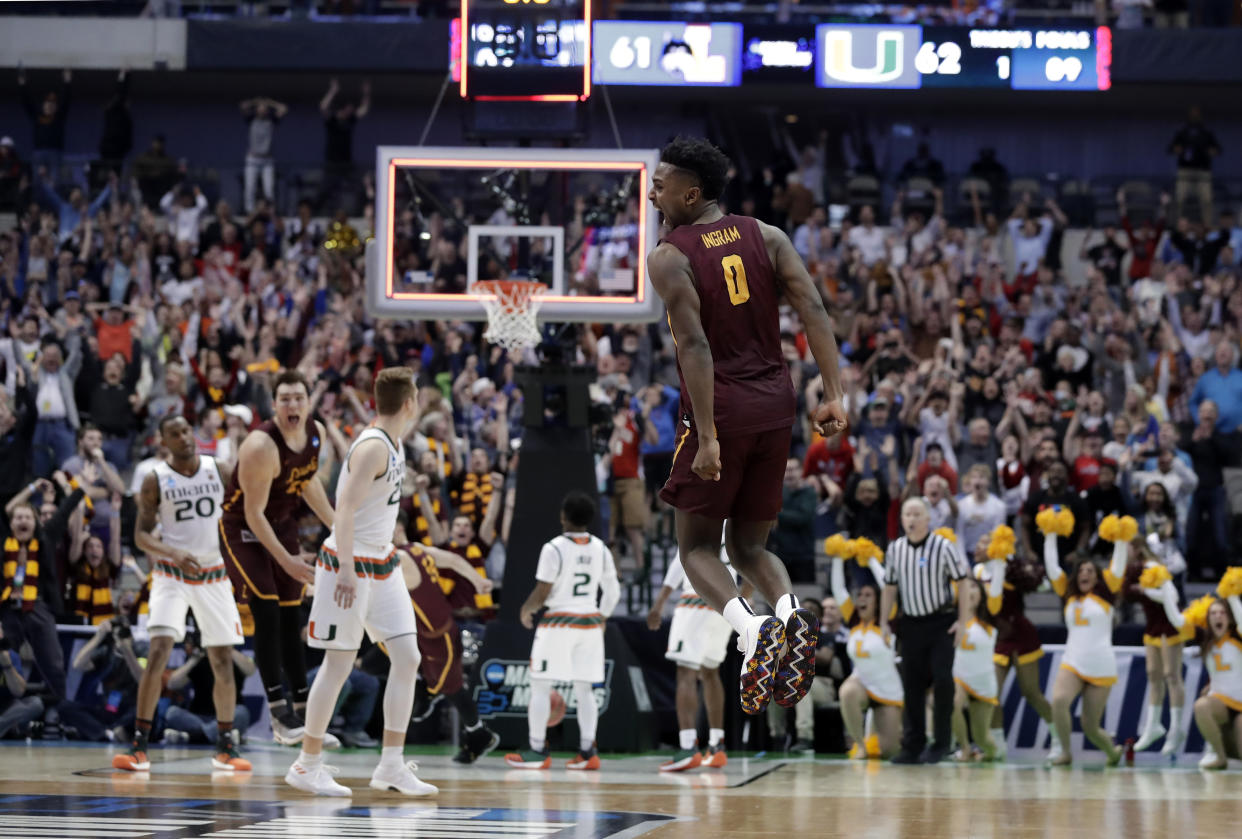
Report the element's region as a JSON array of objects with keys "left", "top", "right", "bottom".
[{"left": 476, "top": 280, "right": 547, "bottom": 353}]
